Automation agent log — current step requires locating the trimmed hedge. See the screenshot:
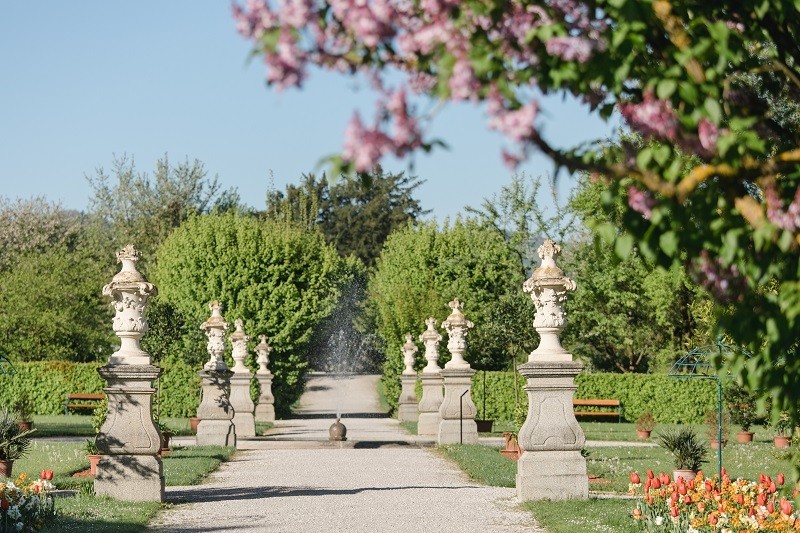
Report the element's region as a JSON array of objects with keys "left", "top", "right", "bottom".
[
  {"left": 403, "top": 371, "right": 718, "bottom": 424},
  {"left": 1, "top": 361, "right": 202, "bottom": 418}
]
